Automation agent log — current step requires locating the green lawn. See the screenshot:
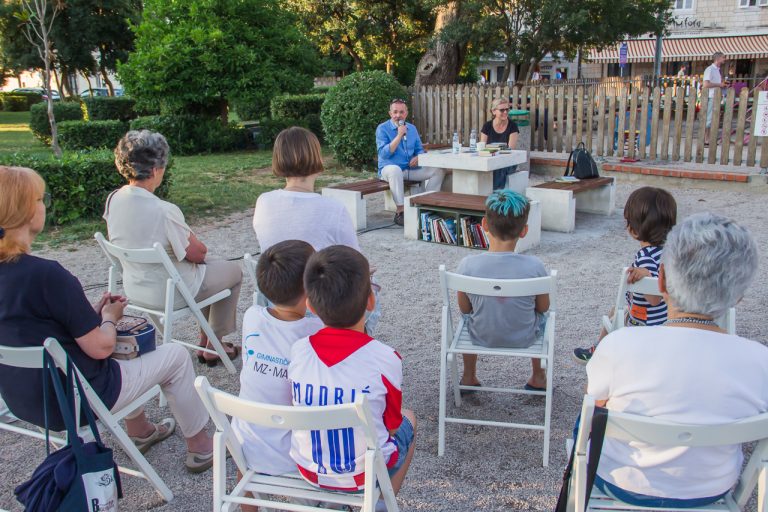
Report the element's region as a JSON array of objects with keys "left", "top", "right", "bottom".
[{"left": 0, "top": 110, "right": 366, "bottom": 247}]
